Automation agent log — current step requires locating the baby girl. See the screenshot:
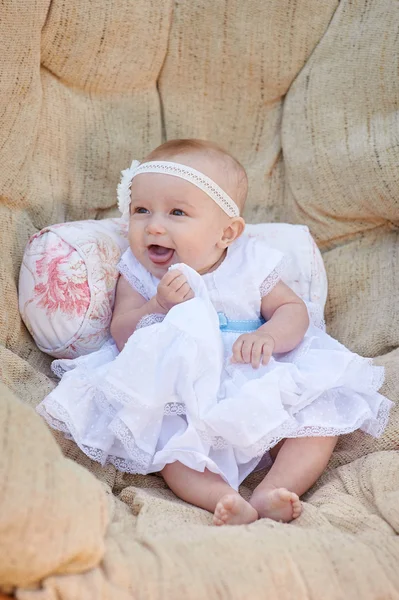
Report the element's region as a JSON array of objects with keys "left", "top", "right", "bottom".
[{"left": 37, "top": 139, "right": 392, "bottom": 526}]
